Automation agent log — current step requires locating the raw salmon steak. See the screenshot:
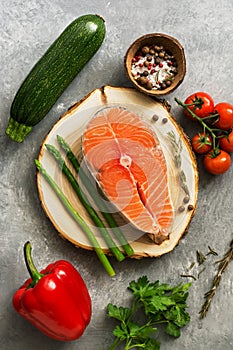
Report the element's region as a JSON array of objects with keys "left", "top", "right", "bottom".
[{"left": 82, "top": 107, "right": 174, "bottom": 244}]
